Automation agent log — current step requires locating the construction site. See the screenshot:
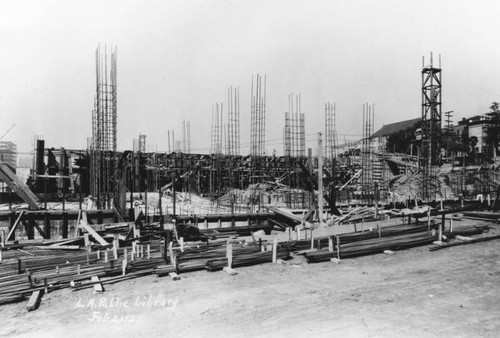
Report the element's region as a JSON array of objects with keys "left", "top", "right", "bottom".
[{"left": 2, "top": 2, "right": 500, "bottom": 337}]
